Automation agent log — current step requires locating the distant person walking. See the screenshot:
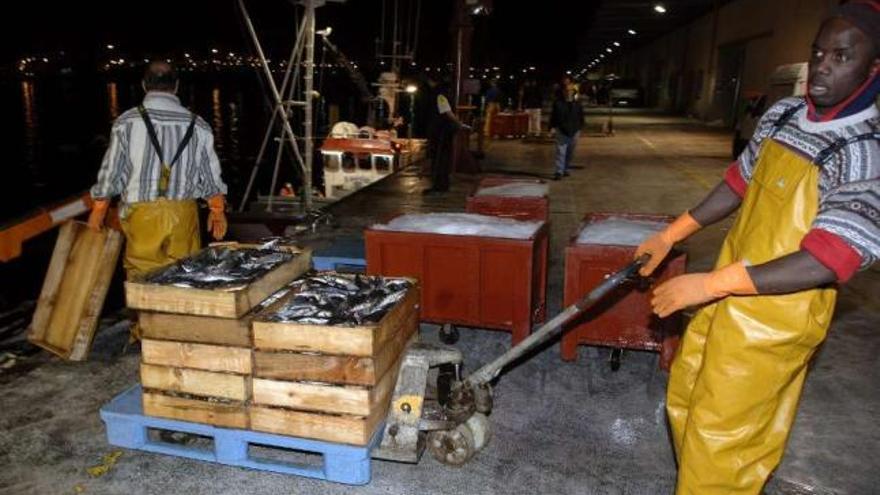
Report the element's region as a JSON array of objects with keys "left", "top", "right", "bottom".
[
  {"left": 549, "top": 79, "right": 584, "bottom": 180},
  {"left": 88, "top": 60, "right": 228, "bottom": 279},
  {"left": 520, "top": 78, "right": 543, "bottom": 136},
  {"left": 482, "top": 79, "right": 502, "bottom": 137}
]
